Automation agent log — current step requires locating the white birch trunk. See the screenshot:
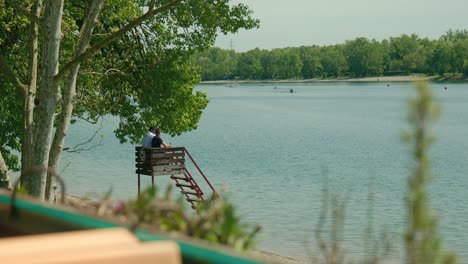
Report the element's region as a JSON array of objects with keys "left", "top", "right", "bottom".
[
  {"left": 23, "top": 0, "right": 64, "bottom": 198},
  {"left": 46, "top": 0, "right": 106, "bottom": 199},
  {"left": 21, "top": 0, "right": 42, "bottom": 177},
  {"left": 0, "top": 152, "right": 11, "bottom": 189}
]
